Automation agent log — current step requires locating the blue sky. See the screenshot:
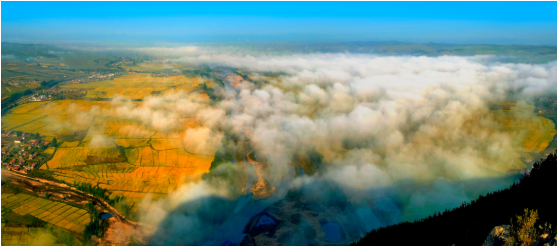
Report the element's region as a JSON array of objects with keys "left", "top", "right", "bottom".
[{"left": 2, "top": 1, "right": 557, "bottom": 45}]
